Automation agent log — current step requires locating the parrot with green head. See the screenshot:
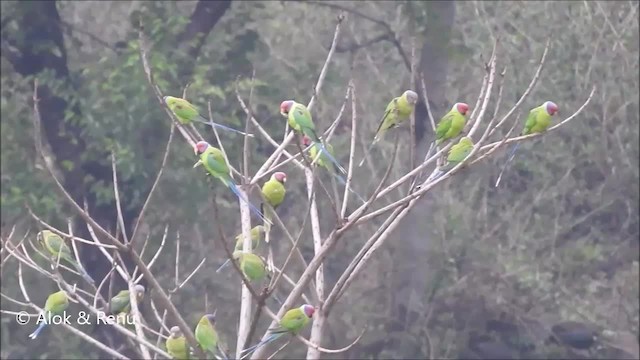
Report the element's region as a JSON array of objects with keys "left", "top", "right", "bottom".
[
  {"left": 195, "top": 312, "right": 228, "bottom": 359},
  {"left": 164, "top": 96, "right": 253, "bottom": 137},
  {"left": 359, "top": 90, "right": 419, "bottom": 167},
  {"left": 166, "top": 326, "right": 190, "bottom": 360},
  {"left": 240, "top": 304, "right": 315, "bottom": 357},
  {"left": 109, "top": 284, "right": 145, "bottom": 315},
  {"left": 425, "top": 137, "right": 475, "bottom": 183},
  {"left": 28, "top": 290, "right": 69, "bottom": 339},
  {"left": 279, "top": 100, "right": 347, "bottom": 175},
  {"left": 302, "top": 136, "right": 366, "bottom": 203},
  {"left": 216, "top": 225, "right": 266, "bottom": 274},
  {"left": 434, "top": 102, "right": 469, "bottom": 145},
  {"left": 37, "top": 230, "right": 94, "bottom": 284},
  {"left": 494, "top": 101, "right": 559, "bottom": 187},
  {"left": 193, "top": 141, "right": 270, "bottom": 225}
]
